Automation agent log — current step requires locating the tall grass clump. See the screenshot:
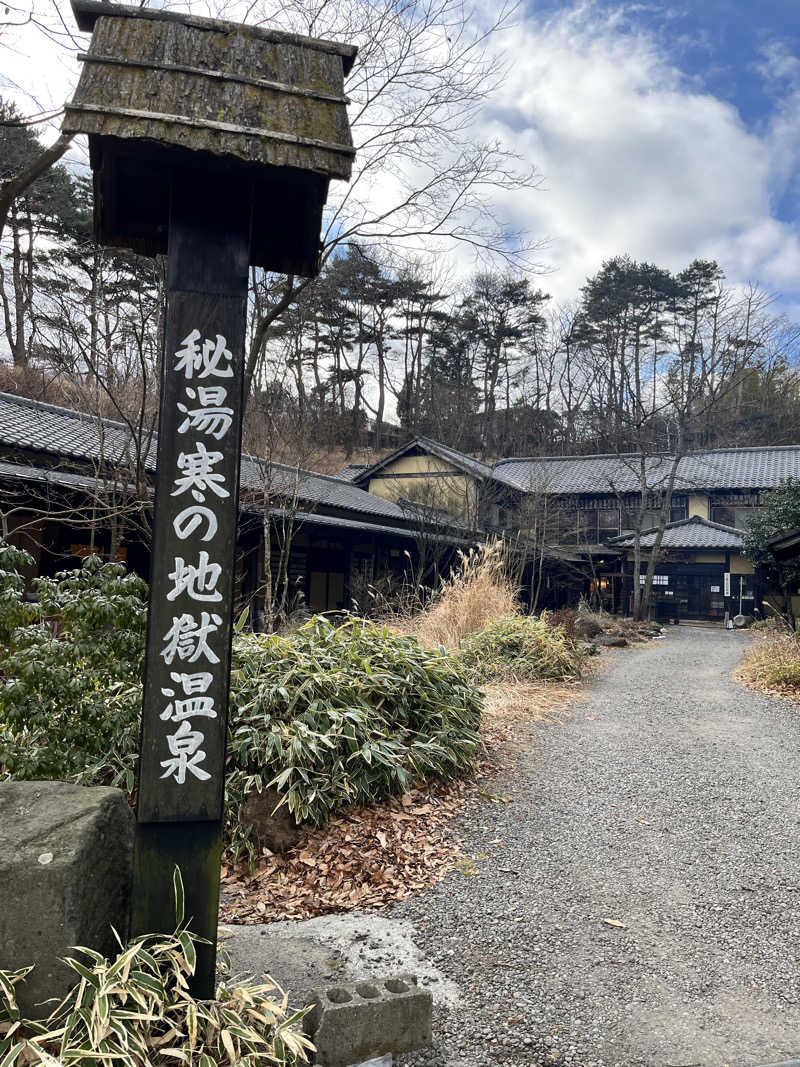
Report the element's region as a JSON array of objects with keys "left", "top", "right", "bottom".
[
  {"left": 415, "top": 542, "right": 519, "bottom": 650},
  {"left": 227, "top": 615, "right": 483, "bottom": 860},
  {"left": 739, "top": 633, "right": 800, "bottom": 693},
  {"left": 459, "top": 614, "right": 585, "bottom": 683}
]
